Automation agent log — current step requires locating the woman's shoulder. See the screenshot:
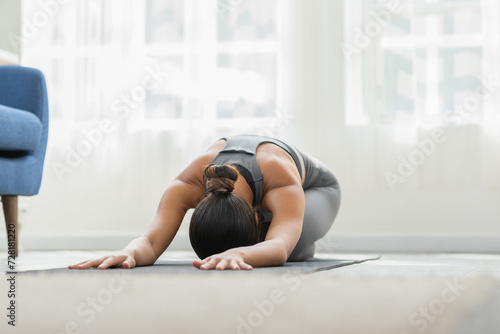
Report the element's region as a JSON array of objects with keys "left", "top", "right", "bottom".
[{"left": 256, "top": 143, "right": 303, "bottom": 190}]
